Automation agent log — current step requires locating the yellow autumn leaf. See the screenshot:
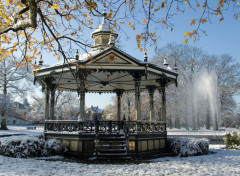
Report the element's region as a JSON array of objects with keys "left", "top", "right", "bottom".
[
  {"left": 51, "top": 4, "right": 58, "bottom": 10},
  {"left": 143, "top": 19, "right": 147, "bottom": 23},
  {"left": 145, "top": 0, "right": 148, "bottom": 5},
  {"left": 140, "top": 47, "right": 143, "bottom": 52},
  {"left": 105, "top": 10, "right": 113, "bottom": 19},
  {"left": 190, "top": 19, "right": 196, "bottom": 25},
  {"left": 183, "top": 39, "right": 188, "bottom": 44},
  {"left": 161, "top": 2, "right": 165, "bottom": 8},
  {"left": 154, "top": 7, "right": 160, "bottom": 12},
  {"left": 144, "top": 49, "right": 148, "bottom": 53},
  {"left": 83, "top": 13, "right": 87, "bottom": 17},
  {"left": 197, "top": 3, "right": 200, "bottom": 8},
  {"left": 219, "top": 17, "right": 224, "bottom": 23},
  {"left": 6, "top": 0, "right": 12, "bottom": 6},
  {"left": 184, "top": 31, "right": 189, "bottom": 38},
  {"left": 185, "top": 0, "right": 187, "bottom": 4},
  {"left": 131, "top": 5, "right": 135, "bottom": 11}
]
